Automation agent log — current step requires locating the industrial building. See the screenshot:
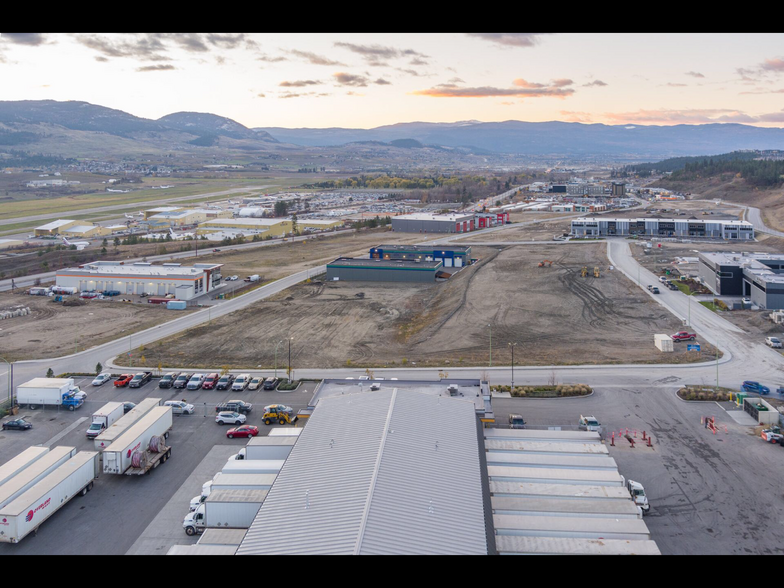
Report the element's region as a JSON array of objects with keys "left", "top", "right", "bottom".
[
  {"left": 297, "top": 219, "right": 343, "bottom": 231},
  {"left": 197, "top": 218, "right": 292, "bottom": 238},
  {"left": 233, "top": 381, "right": 657, "bottom": 555},
  {"left": 34, "top": 219, "right": 80, "bottom": 236},
  {"left": 147, "top": 209, "right": 231, "bottom": 228},
  {"left": 571, "top": 217, "right": 754, "bottom": 240},
  {"left": 392, "top": 212, "right": 477, "bottom": 234},
  {"left": 34, "top": 219, "right": 108, "bottom": 238},
  {"left": 699, "top": 251, "right": 784, "bottom": 309},
  {"left": 55, "top": 261, "right": 223, "bottom": 300},
  {"left": 326, "top": 257, "right": 443, "bottom": 283},
  {"left": 369, "top": 244, "right": 472, "bottom": 268}
]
